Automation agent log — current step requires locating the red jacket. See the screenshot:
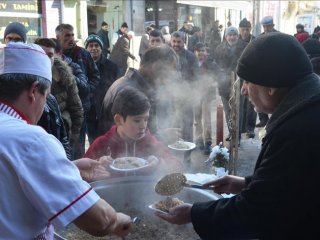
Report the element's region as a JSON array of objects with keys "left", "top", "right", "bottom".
[{"left": 85, "top": 125, "right": 183, "bottom": 176}]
